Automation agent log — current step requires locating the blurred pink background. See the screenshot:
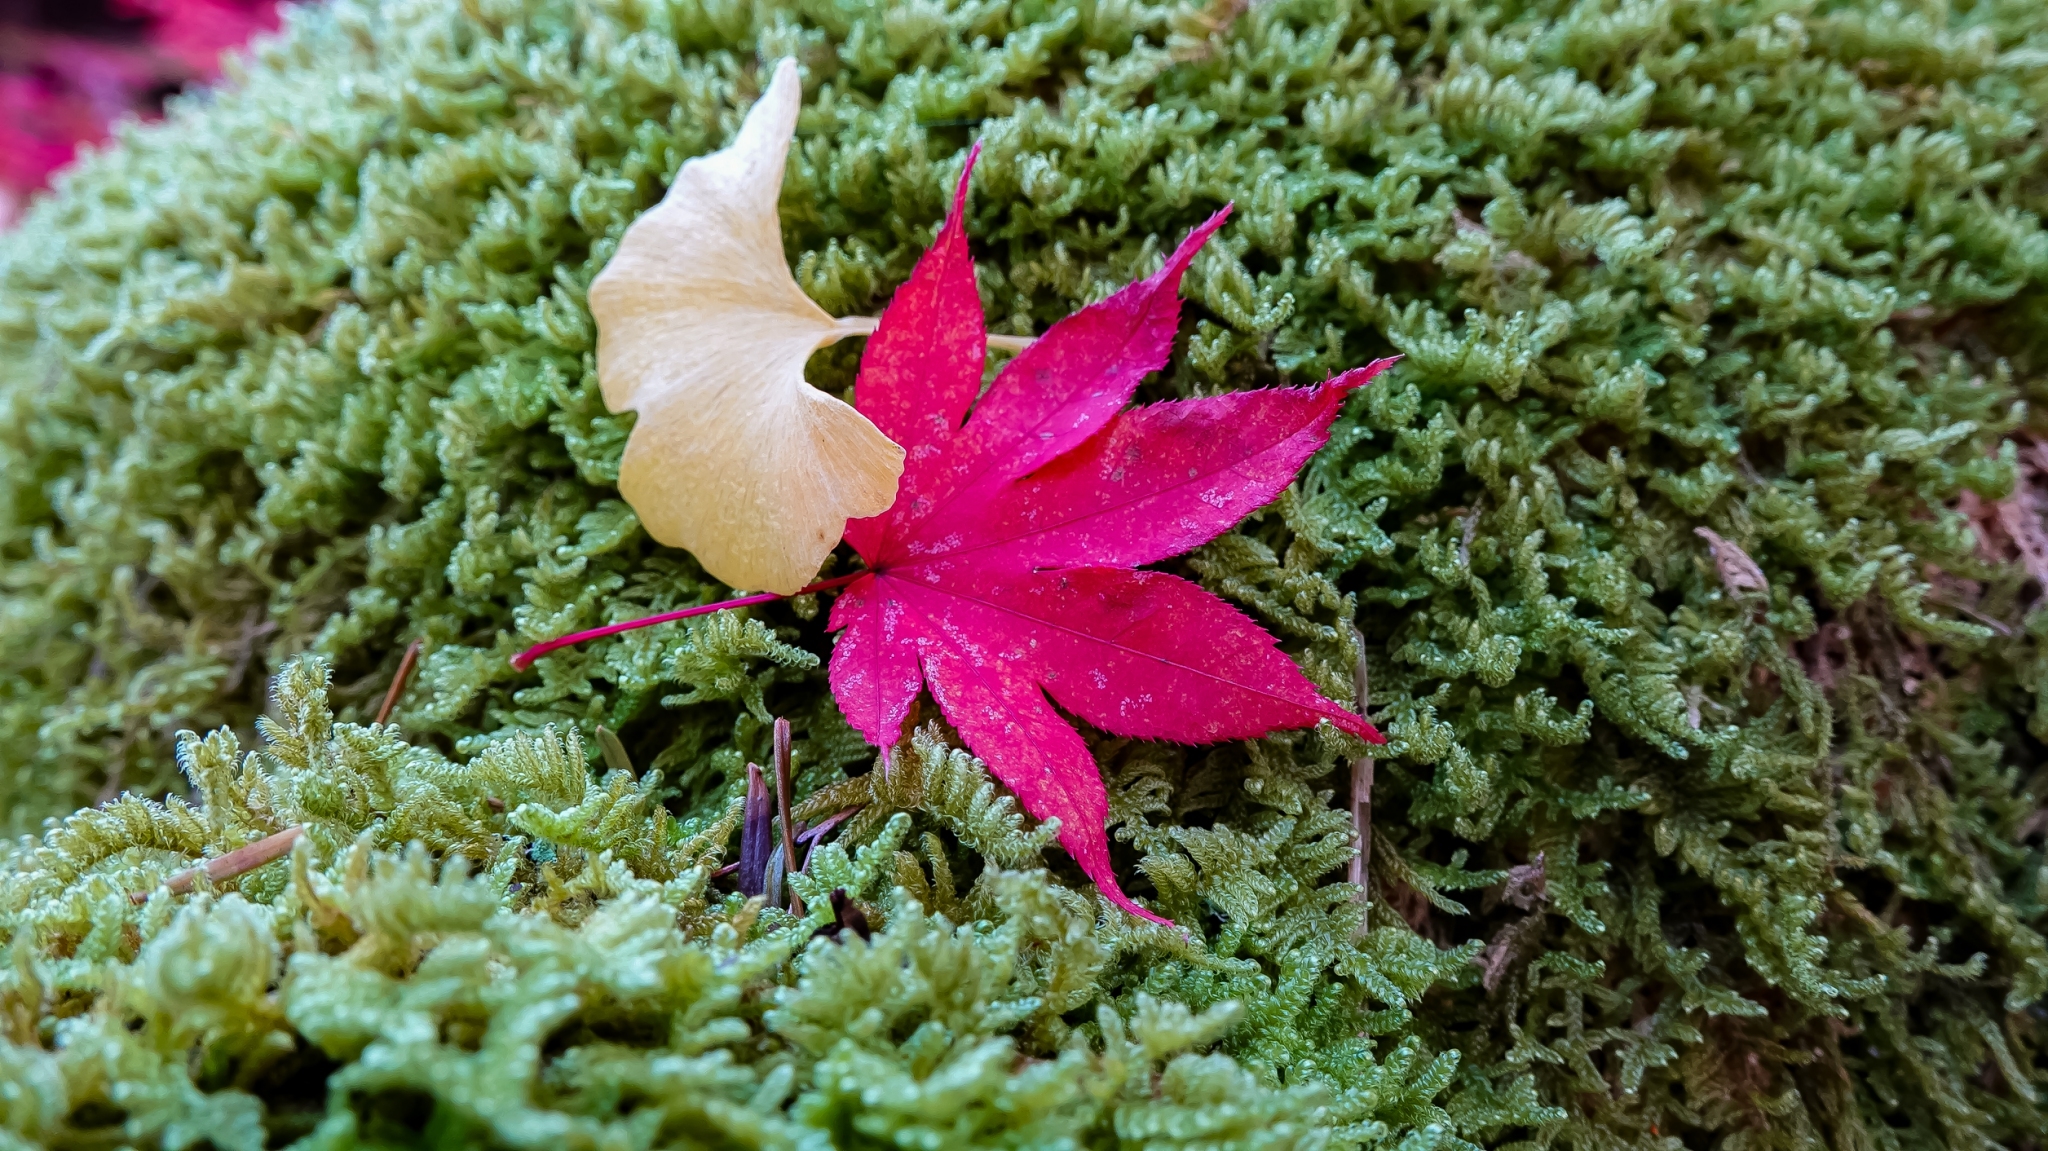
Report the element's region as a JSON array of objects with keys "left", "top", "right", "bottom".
[{"left": 1, "top": 0, "right": 281, "bottom": 228}]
